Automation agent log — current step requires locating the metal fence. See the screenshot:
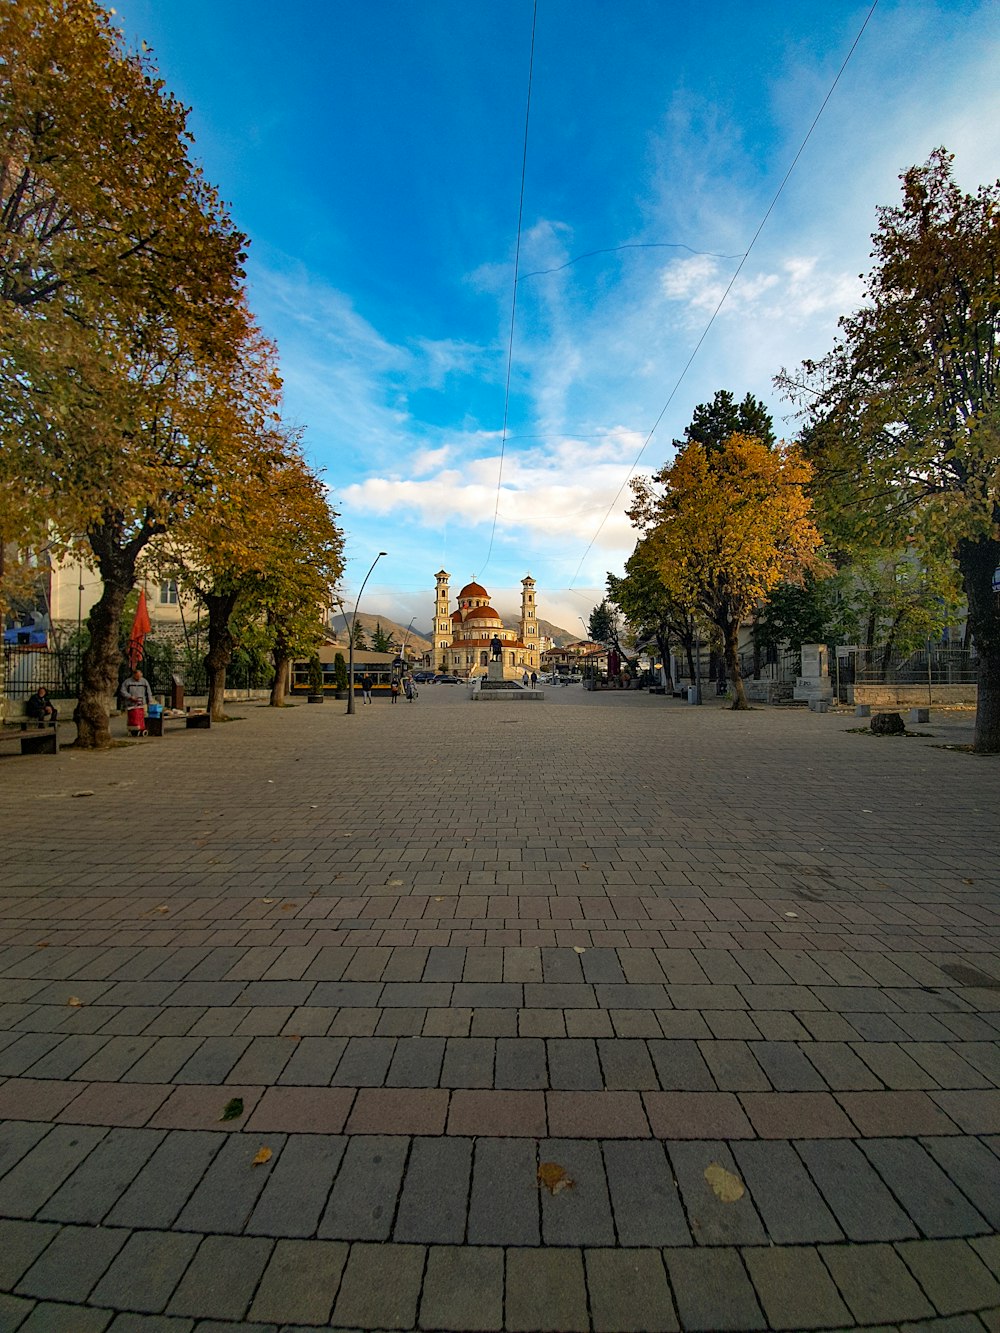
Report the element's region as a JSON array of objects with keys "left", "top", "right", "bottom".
[
  {"left": 4, "top": 647, "right": 272, "bottom": 701},
  {"left": 848, "top": 645, "right": 978, "bottom": 686},
  {"left": 737, "top": 645, "right": 802, "bottom": 683}
]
